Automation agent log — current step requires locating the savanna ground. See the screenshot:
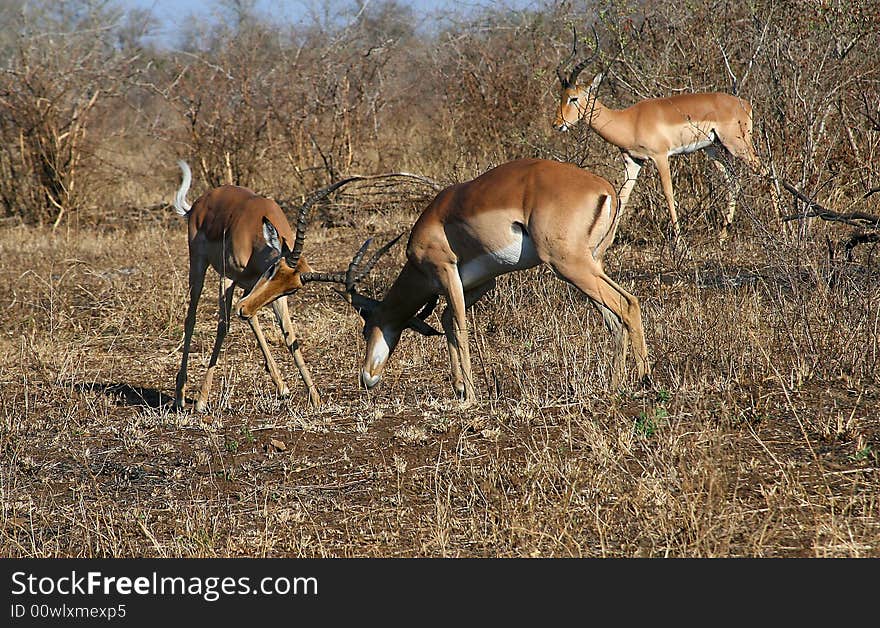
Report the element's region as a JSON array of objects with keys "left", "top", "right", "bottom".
[
  {"left": 1, "top": 0, "right": 879, "bottom": 557},
  {"left": 2, "top": 189, "right": 879, "bottom": 557}
]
